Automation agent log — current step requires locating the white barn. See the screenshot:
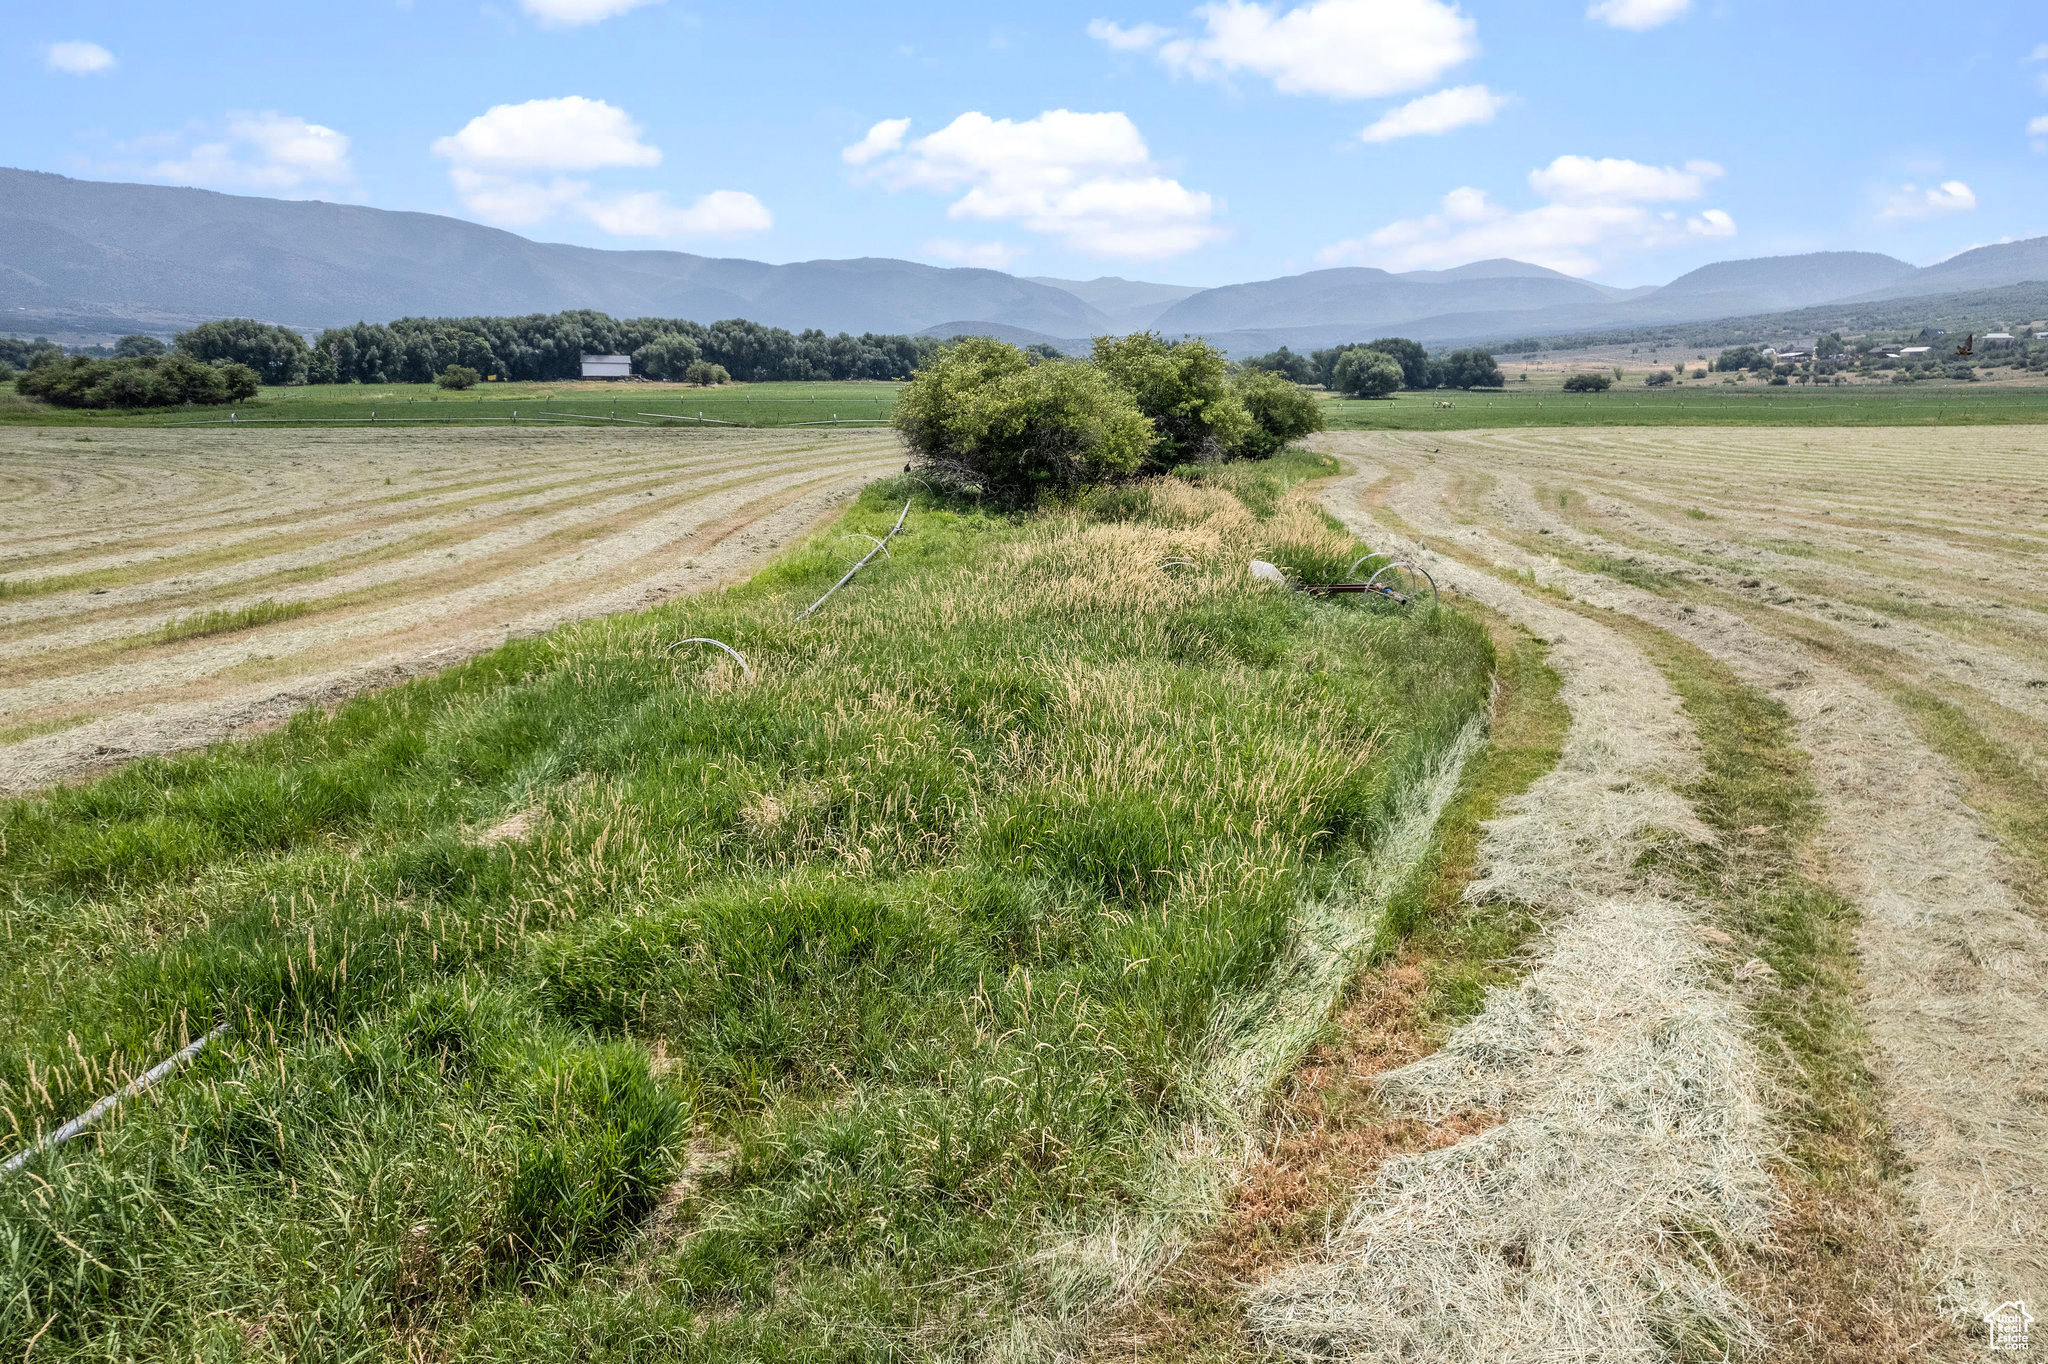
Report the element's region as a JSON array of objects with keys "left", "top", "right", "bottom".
[{"left": 581, "top": 354, "right": 632, "bottom": 379}]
